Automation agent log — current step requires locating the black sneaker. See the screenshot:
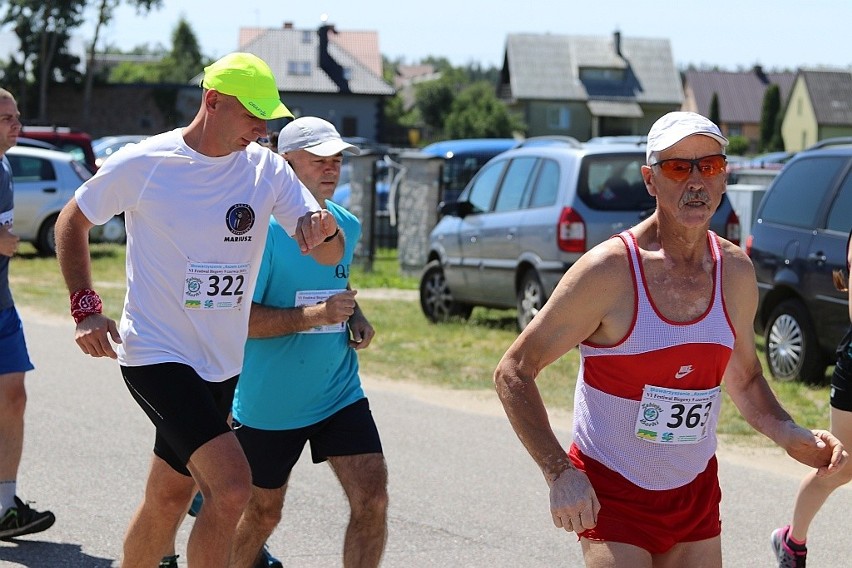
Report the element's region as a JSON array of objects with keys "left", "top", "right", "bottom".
[
  {"left": 255, "top": 543, "right": 283, "bottom": 568},
  {"left": 0, "top": 496, "right": 56, "bottom": 540},
  {"left": 159, "top": 554, "right": 180, "bottom": 568}
]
